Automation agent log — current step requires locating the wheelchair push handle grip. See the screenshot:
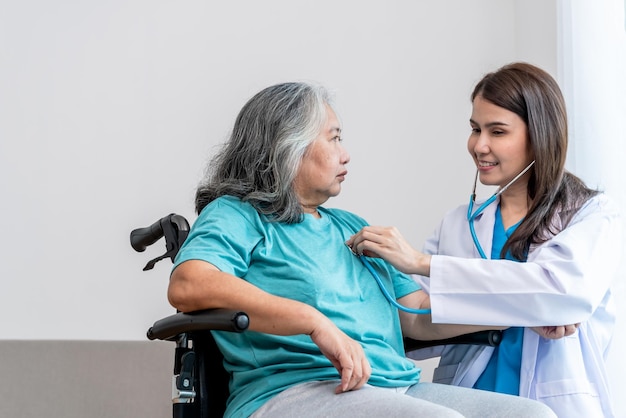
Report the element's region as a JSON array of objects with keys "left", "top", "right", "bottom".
[
  {"left": 130, "top": 213, "right": 190, "bottom": 253},
  {"left": 130, "top": 218, "right": 165, "bottom": 252}
]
